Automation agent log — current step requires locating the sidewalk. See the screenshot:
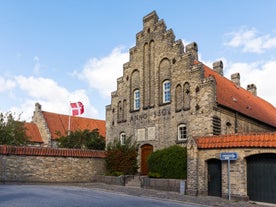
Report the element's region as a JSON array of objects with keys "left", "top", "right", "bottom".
[{"left": 79, "top": 183, "right": 272, "bottom": 207}]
